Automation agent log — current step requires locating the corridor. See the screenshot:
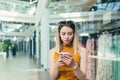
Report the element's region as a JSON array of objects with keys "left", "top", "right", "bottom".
[{"left": 0, "top": 53, "right": 50, "bottom": 80}]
